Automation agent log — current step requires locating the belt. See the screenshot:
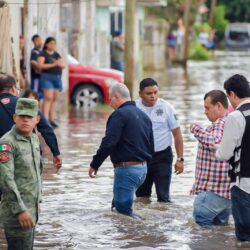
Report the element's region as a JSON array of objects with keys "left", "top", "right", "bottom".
[{"left": 113, "top": 161, "right": 146, "bottom": 167}]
